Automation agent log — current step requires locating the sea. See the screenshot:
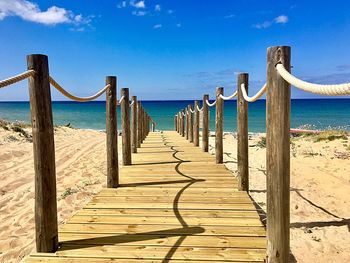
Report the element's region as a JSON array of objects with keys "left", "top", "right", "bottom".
[{"left": 0, "top": 99, "right": 349, "bottom": 132}]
